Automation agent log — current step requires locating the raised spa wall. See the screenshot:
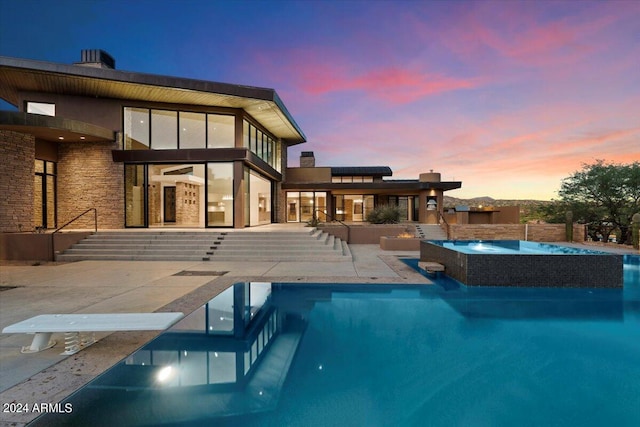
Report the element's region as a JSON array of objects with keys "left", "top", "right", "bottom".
[{"left": 420, "top": 240, "right": 624, "bottom": 288}]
